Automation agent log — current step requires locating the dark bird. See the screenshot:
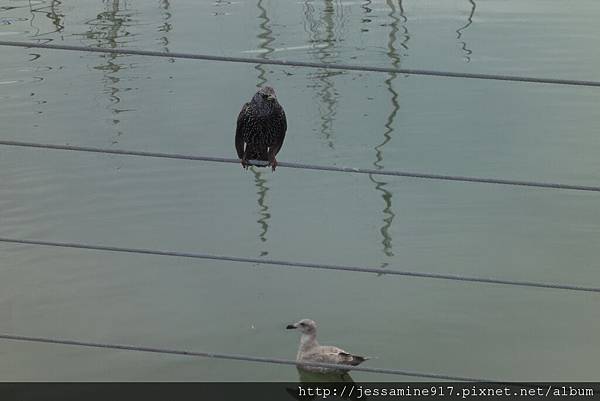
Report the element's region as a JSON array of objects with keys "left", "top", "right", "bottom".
[{"left": 235, "top": 86, "right": 287, "bottom": 171}]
